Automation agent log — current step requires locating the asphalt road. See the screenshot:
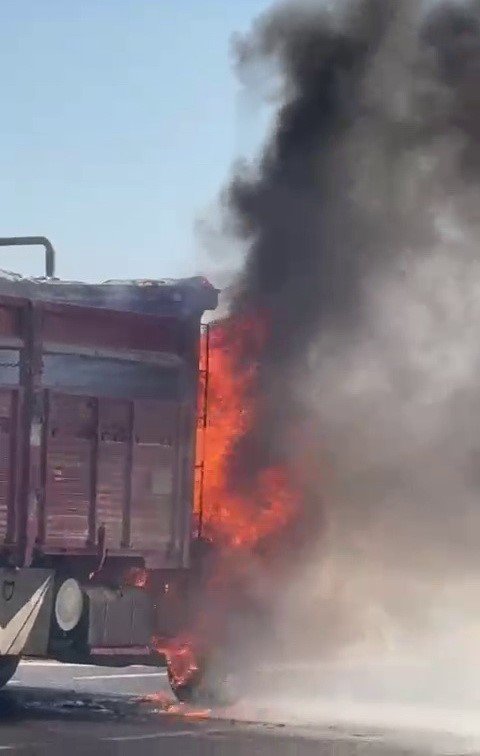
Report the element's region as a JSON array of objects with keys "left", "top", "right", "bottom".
[{"left": 0, "top": 660, "right": 475, "bottom": 755}]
